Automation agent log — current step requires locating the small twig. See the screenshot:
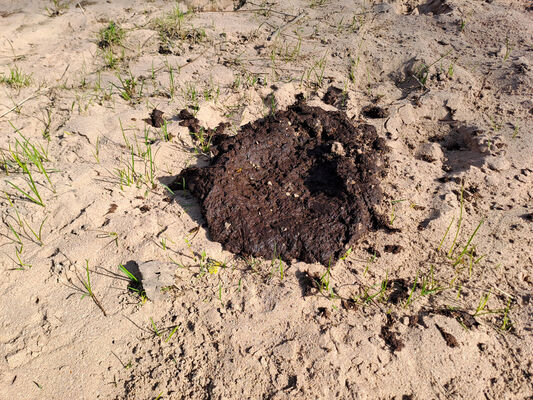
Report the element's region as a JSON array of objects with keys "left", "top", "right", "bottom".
[
  {"left": 58, "top": 63, "right": 70, "bottom": 82},
  {"left": 195, "top": 2, "right": 298, "bottom": 18},
  {"left": 90, "top": 293, "right": 107, "bottom": 317},
  {"left": 267, "top": 11, "right": 306, "bottom": 41},
  {"left": 141, "top": 32, "right": 157, "bottom": 50},
  {"left": 0, "top": 92, "right": 40, "bottom": 118},
  {"left": 152, "top": 44, "right": 216, "bottom": 75},
  {"left": 493, "top": 286, "right": 514, "bottom": 300},
  {"left": 111, "top": 351, "right": 126, "bottom": 368},
  {"left": 76, "top": 2, "right": 86, "bottom": 14}
]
